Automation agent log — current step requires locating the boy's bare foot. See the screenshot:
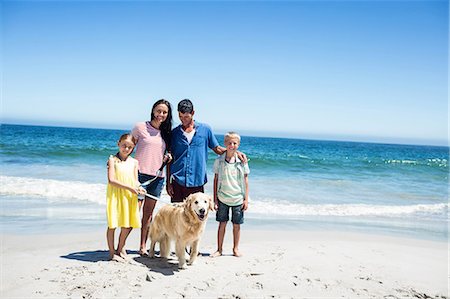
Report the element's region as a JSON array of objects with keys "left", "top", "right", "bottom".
[
  {"left": 110, "top": 254, "right": 125, "bottom": 262},
  {"left": 233, "top": 250, "right": 242, "bottom": 257},
  {"left": 210, "top": 251, "right": 222, "bottom": 258}
]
